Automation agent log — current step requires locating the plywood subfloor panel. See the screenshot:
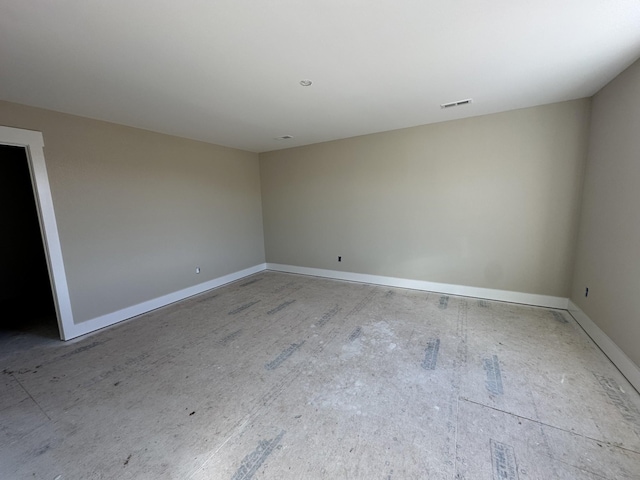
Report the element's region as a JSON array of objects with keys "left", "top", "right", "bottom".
[{"left": 1, "top": 272, "right": 639, "bottom": 479}]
